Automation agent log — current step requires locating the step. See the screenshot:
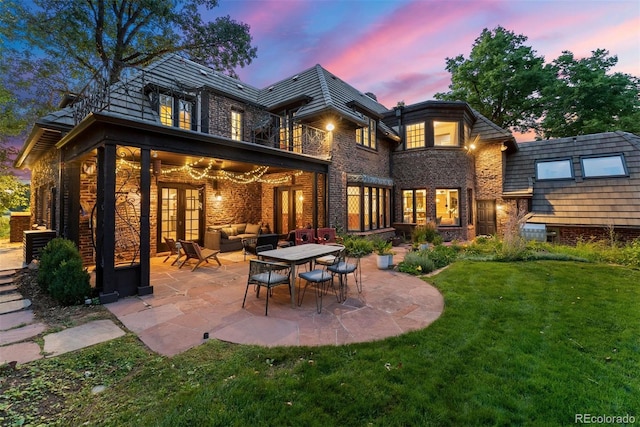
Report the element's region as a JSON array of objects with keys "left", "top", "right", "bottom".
[
  {"left": 0, "top": 293, "right": 23, "bottom": 304},
  {"left": 0, "top": 269, "right": 16, "bottom": 278},
  {"left": 0, "top": 299, "right": 31, "bottom": 315},
  {"left": 0, "top": 310, "right": 35, "bottom": 331},
  {"left": 0, "top": 284, "right": 18, "bottom": 295},
  {"left": 0, "top": 322, "right": 47, "bottom": 346},
  {"left": 0, "top": 277, "right": 14, "bottom": 286}
]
